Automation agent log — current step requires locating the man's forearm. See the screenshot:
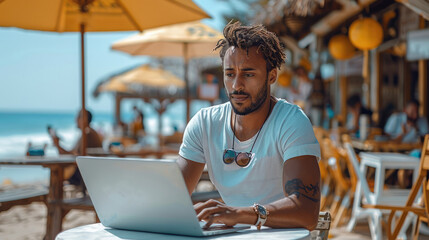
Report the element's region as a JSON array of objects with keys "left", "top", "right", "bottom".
[
  {"left": 264, "top": 192, "right": 320, "bottom": 230},
  {"left": 232, "top": 178, "right": 320, "bottom": 230}
]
